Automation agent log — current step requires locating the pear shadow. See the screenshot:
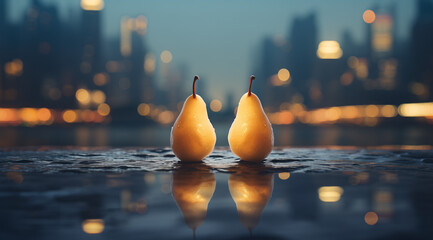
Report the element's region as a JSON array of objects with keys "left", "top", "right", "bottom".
[
  {"left": 171, "top": 162, "right": 216, "bottom": 239},
  {"left": 227, "top": 162, "right": 274, "bottom": 238}
]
